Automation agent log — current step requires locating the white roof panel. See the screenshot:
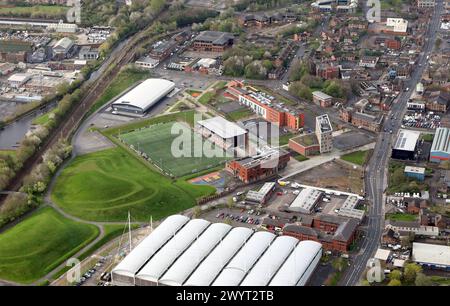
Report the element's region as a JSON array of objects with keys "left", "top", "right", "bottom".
[
  {"left": 185, "top": 227, "right": 253, "bottom": 286},
  {"left": 159, "top": 223, "right": 232, "bottom": 286},
  {"left": 240, "top": 236, "right": 298, "bottom": 286},
  {"left": 112, "top": 215, "right": 189, "bottom": 278},
  {"left": 111, "top": 78, "right": 175, "bottom": 112},
  {"left": 197, "top": 116, "right": 247, "bottom": 139},
  {"left": 269, "top": 240, "right": 322, "bottom": 286},
  {"left": 135, "top": 219, "right": 210, "bottom": 283},
  {"left": 212, "top": 231, "right": 275, "bottom": 286},
  {"left": 412, "top": 242, "right": 450, "bottom": 267},
  {"left": 393, "top": 129, "right": 420, "bottom": 152}
]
